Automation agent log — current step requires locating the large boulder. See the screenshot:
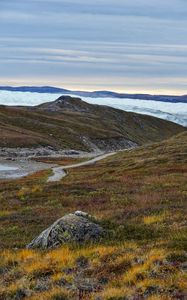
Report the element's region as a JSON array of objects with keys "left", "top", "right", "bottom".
[{"left": 27, "top": 211, "right": 104, "bottom": 249}]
